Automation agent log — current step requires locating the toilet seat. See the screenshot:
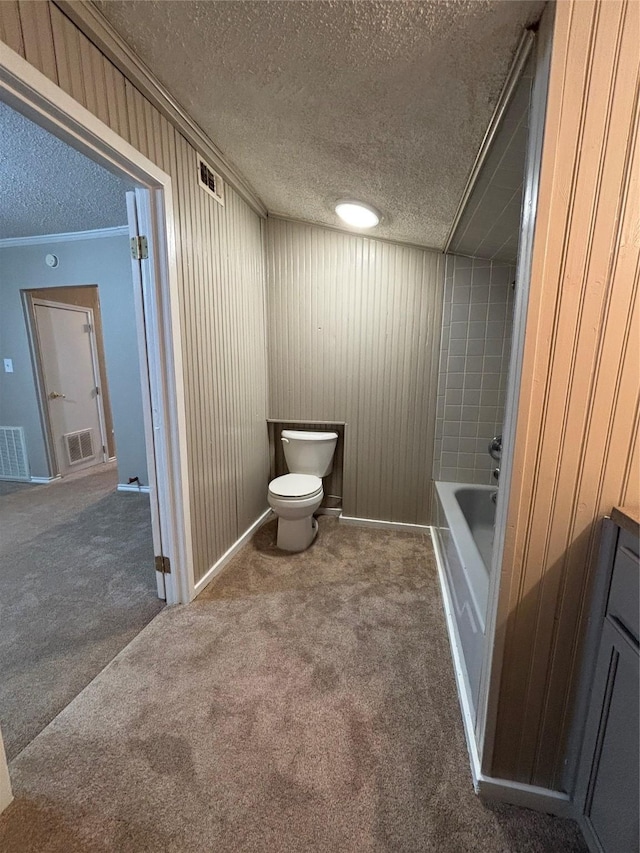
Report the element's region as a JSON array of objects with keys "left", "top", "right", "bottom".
[{"left": 268, "top": 473, "right": 322, "bottom": 500}]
